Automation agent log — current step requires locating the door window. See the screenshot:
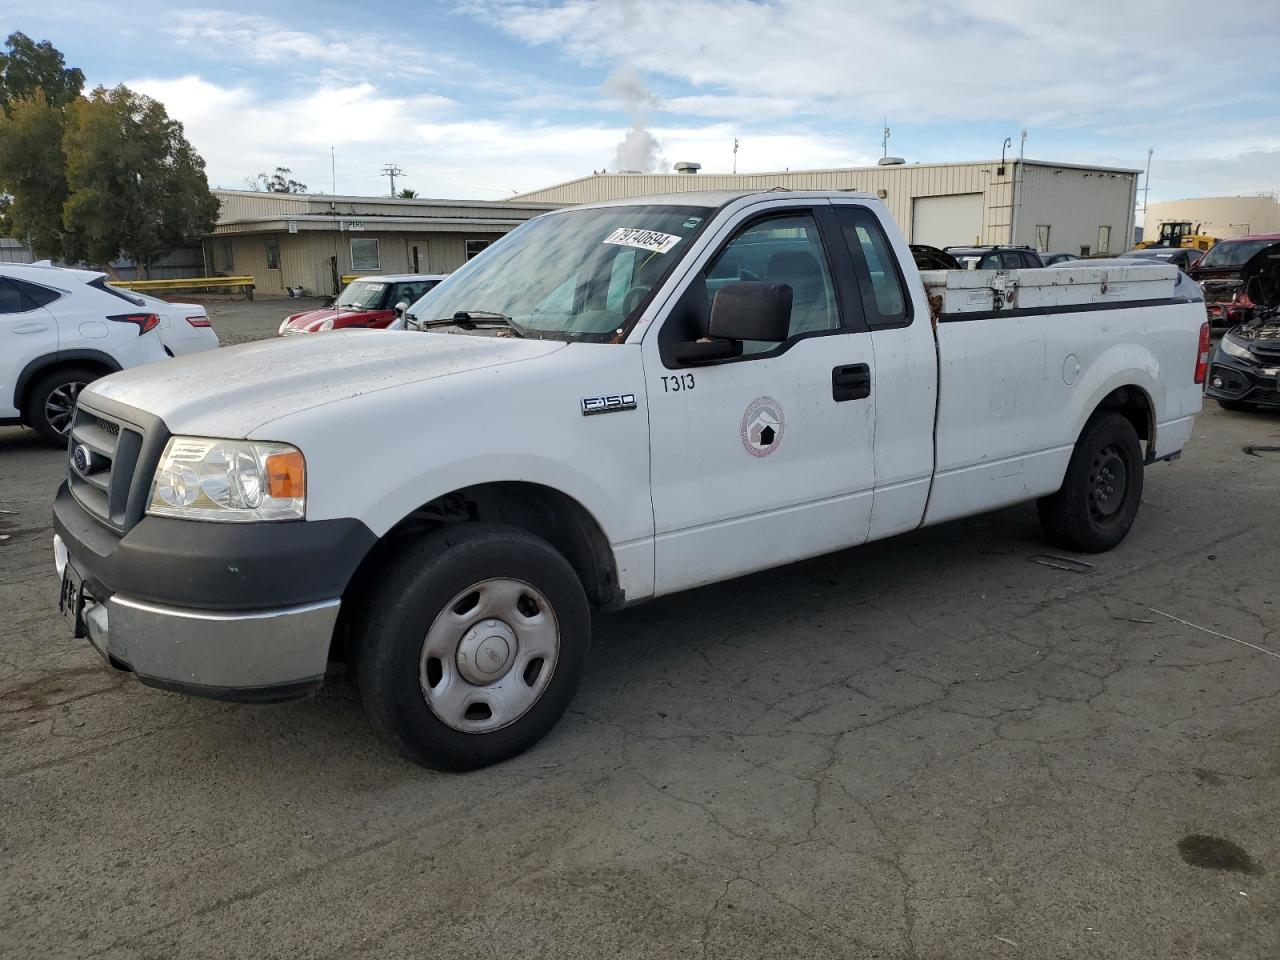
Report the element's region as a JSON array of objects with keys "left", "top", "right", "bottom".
[
  {"left": 265, "top": 237, "right": 280, "bottom": 270},
  {"left": 1097, "top": 225, "right": 1111, "bottom": 254},
  {"left": 835, "top": 207, "right": 910, "bottom": 327},
  {"left": 704, "top": 213, "right": 838, "bottom": 353},
  {"left": 9, "top": 277, "right": 62, "bottom": 309}
]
